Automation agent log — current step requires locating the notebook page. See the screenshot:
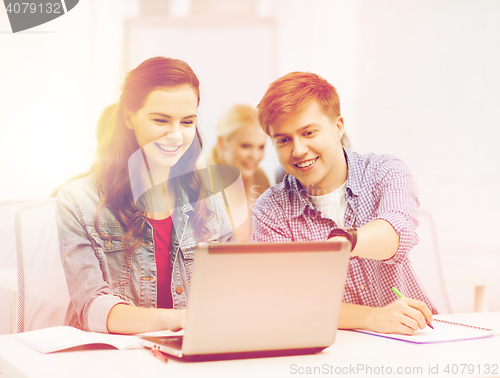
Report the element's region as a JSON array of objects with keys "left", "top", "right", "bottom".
[
  {"left": 354, "top": 317, "right": 494, "bottom": 344},
  {"left": 15, "top": 326, "right": 143, "bottom": 353}
]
